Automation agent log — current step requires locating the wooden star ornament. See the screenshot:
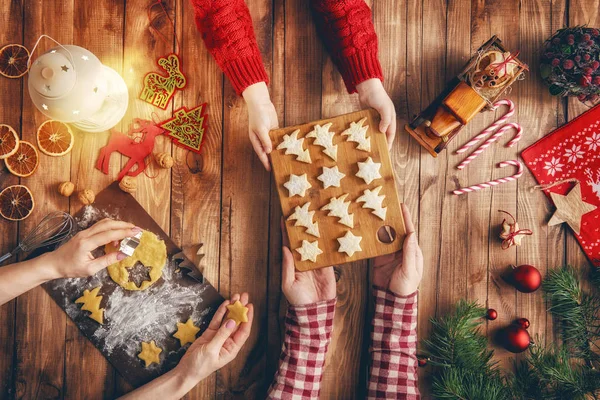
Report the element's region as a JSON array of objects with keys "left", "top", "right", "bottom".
[{"left": 548, "top": 183, "right": 597, "bottom": 235}]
